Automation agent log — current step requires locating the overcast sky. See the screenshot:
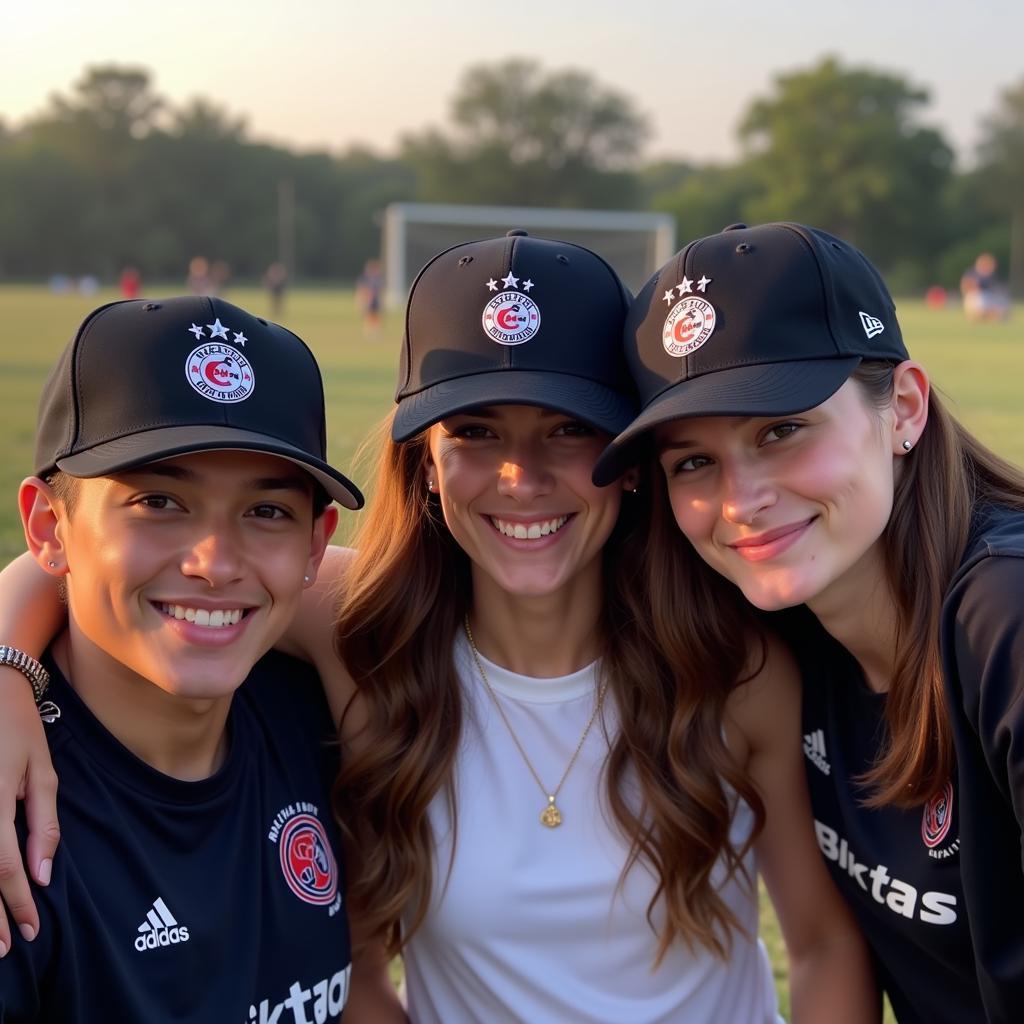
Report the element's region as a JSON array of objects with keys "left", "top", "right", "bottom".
[{"left": 5, "top": 0, "right": 1022, "bottom": 166}]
